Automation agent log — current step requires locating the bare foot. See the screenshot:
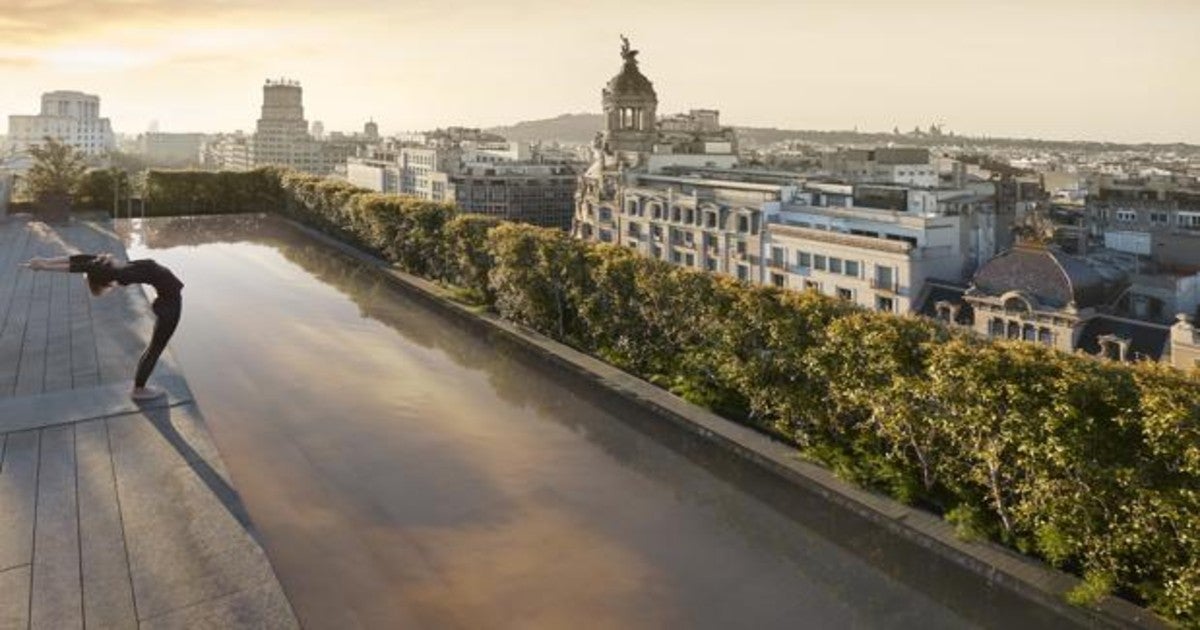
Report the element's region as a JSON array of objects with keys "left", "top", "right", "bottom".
[{"left": 131, "top": 386, "right": 166, "bottom": 401}]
